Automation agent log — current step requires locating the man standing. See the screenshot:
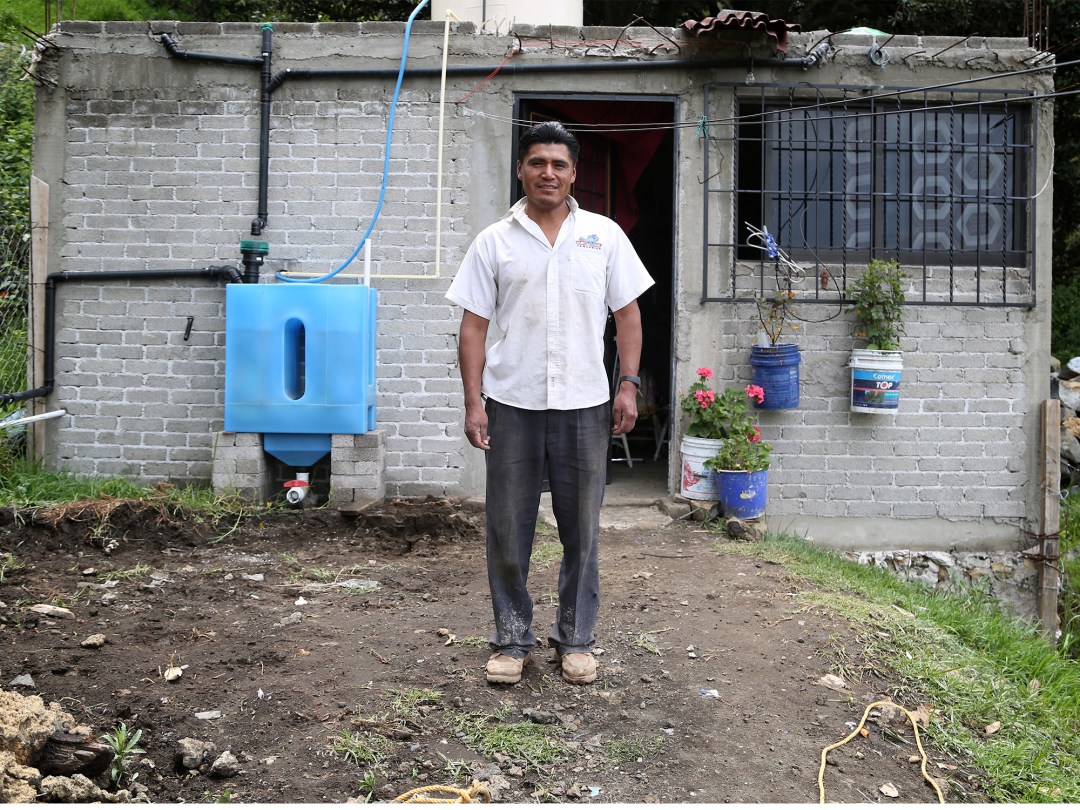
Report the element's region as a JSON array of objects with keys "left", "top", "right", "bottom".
[{"left": 446, "top": 121, "right": 654, "bottom": 686}]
